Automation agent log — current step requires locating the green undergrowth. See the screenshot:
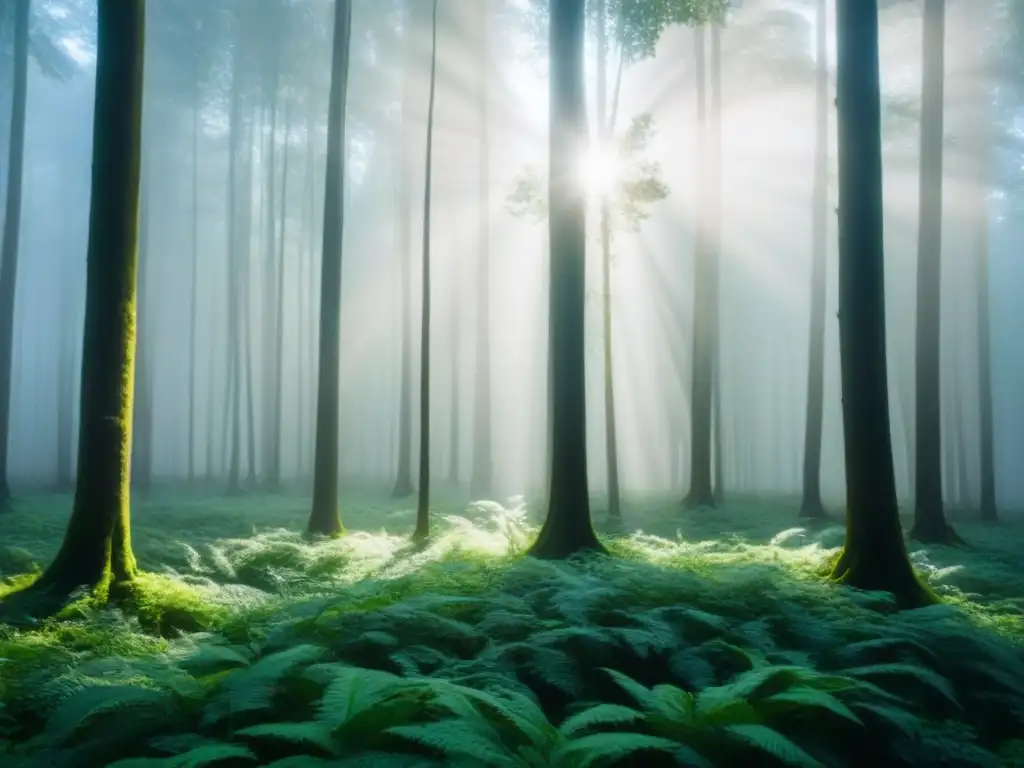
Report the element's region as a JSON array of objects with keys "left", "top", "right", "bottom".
[{"left": 0, "top": 492, "right": 1023, "bottom": 766}]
